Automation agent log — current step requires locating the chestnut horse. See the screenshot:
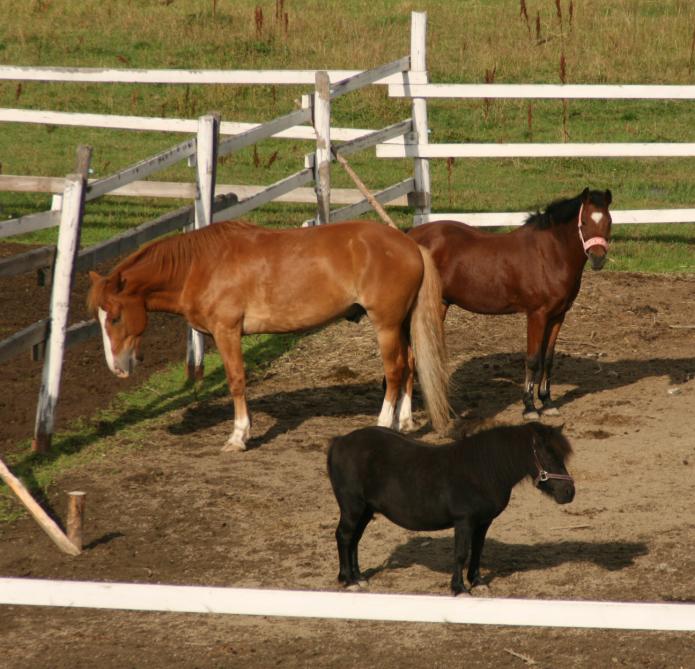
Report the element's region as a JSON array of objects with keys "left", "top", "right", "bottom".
[
  {"left": 409, "top": 188, "right": 612, "bottom": 419},
  {"left": 87, "top": 220, "right": 450, "bottom": 451}
]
